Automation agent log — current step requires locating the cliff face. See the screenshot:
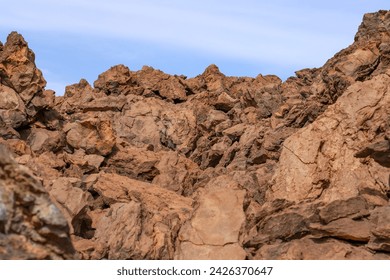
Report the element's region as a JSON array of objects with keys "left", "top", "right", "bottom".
[{"left": 0, "top": 10, "right": 389, "bottom": 260}]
